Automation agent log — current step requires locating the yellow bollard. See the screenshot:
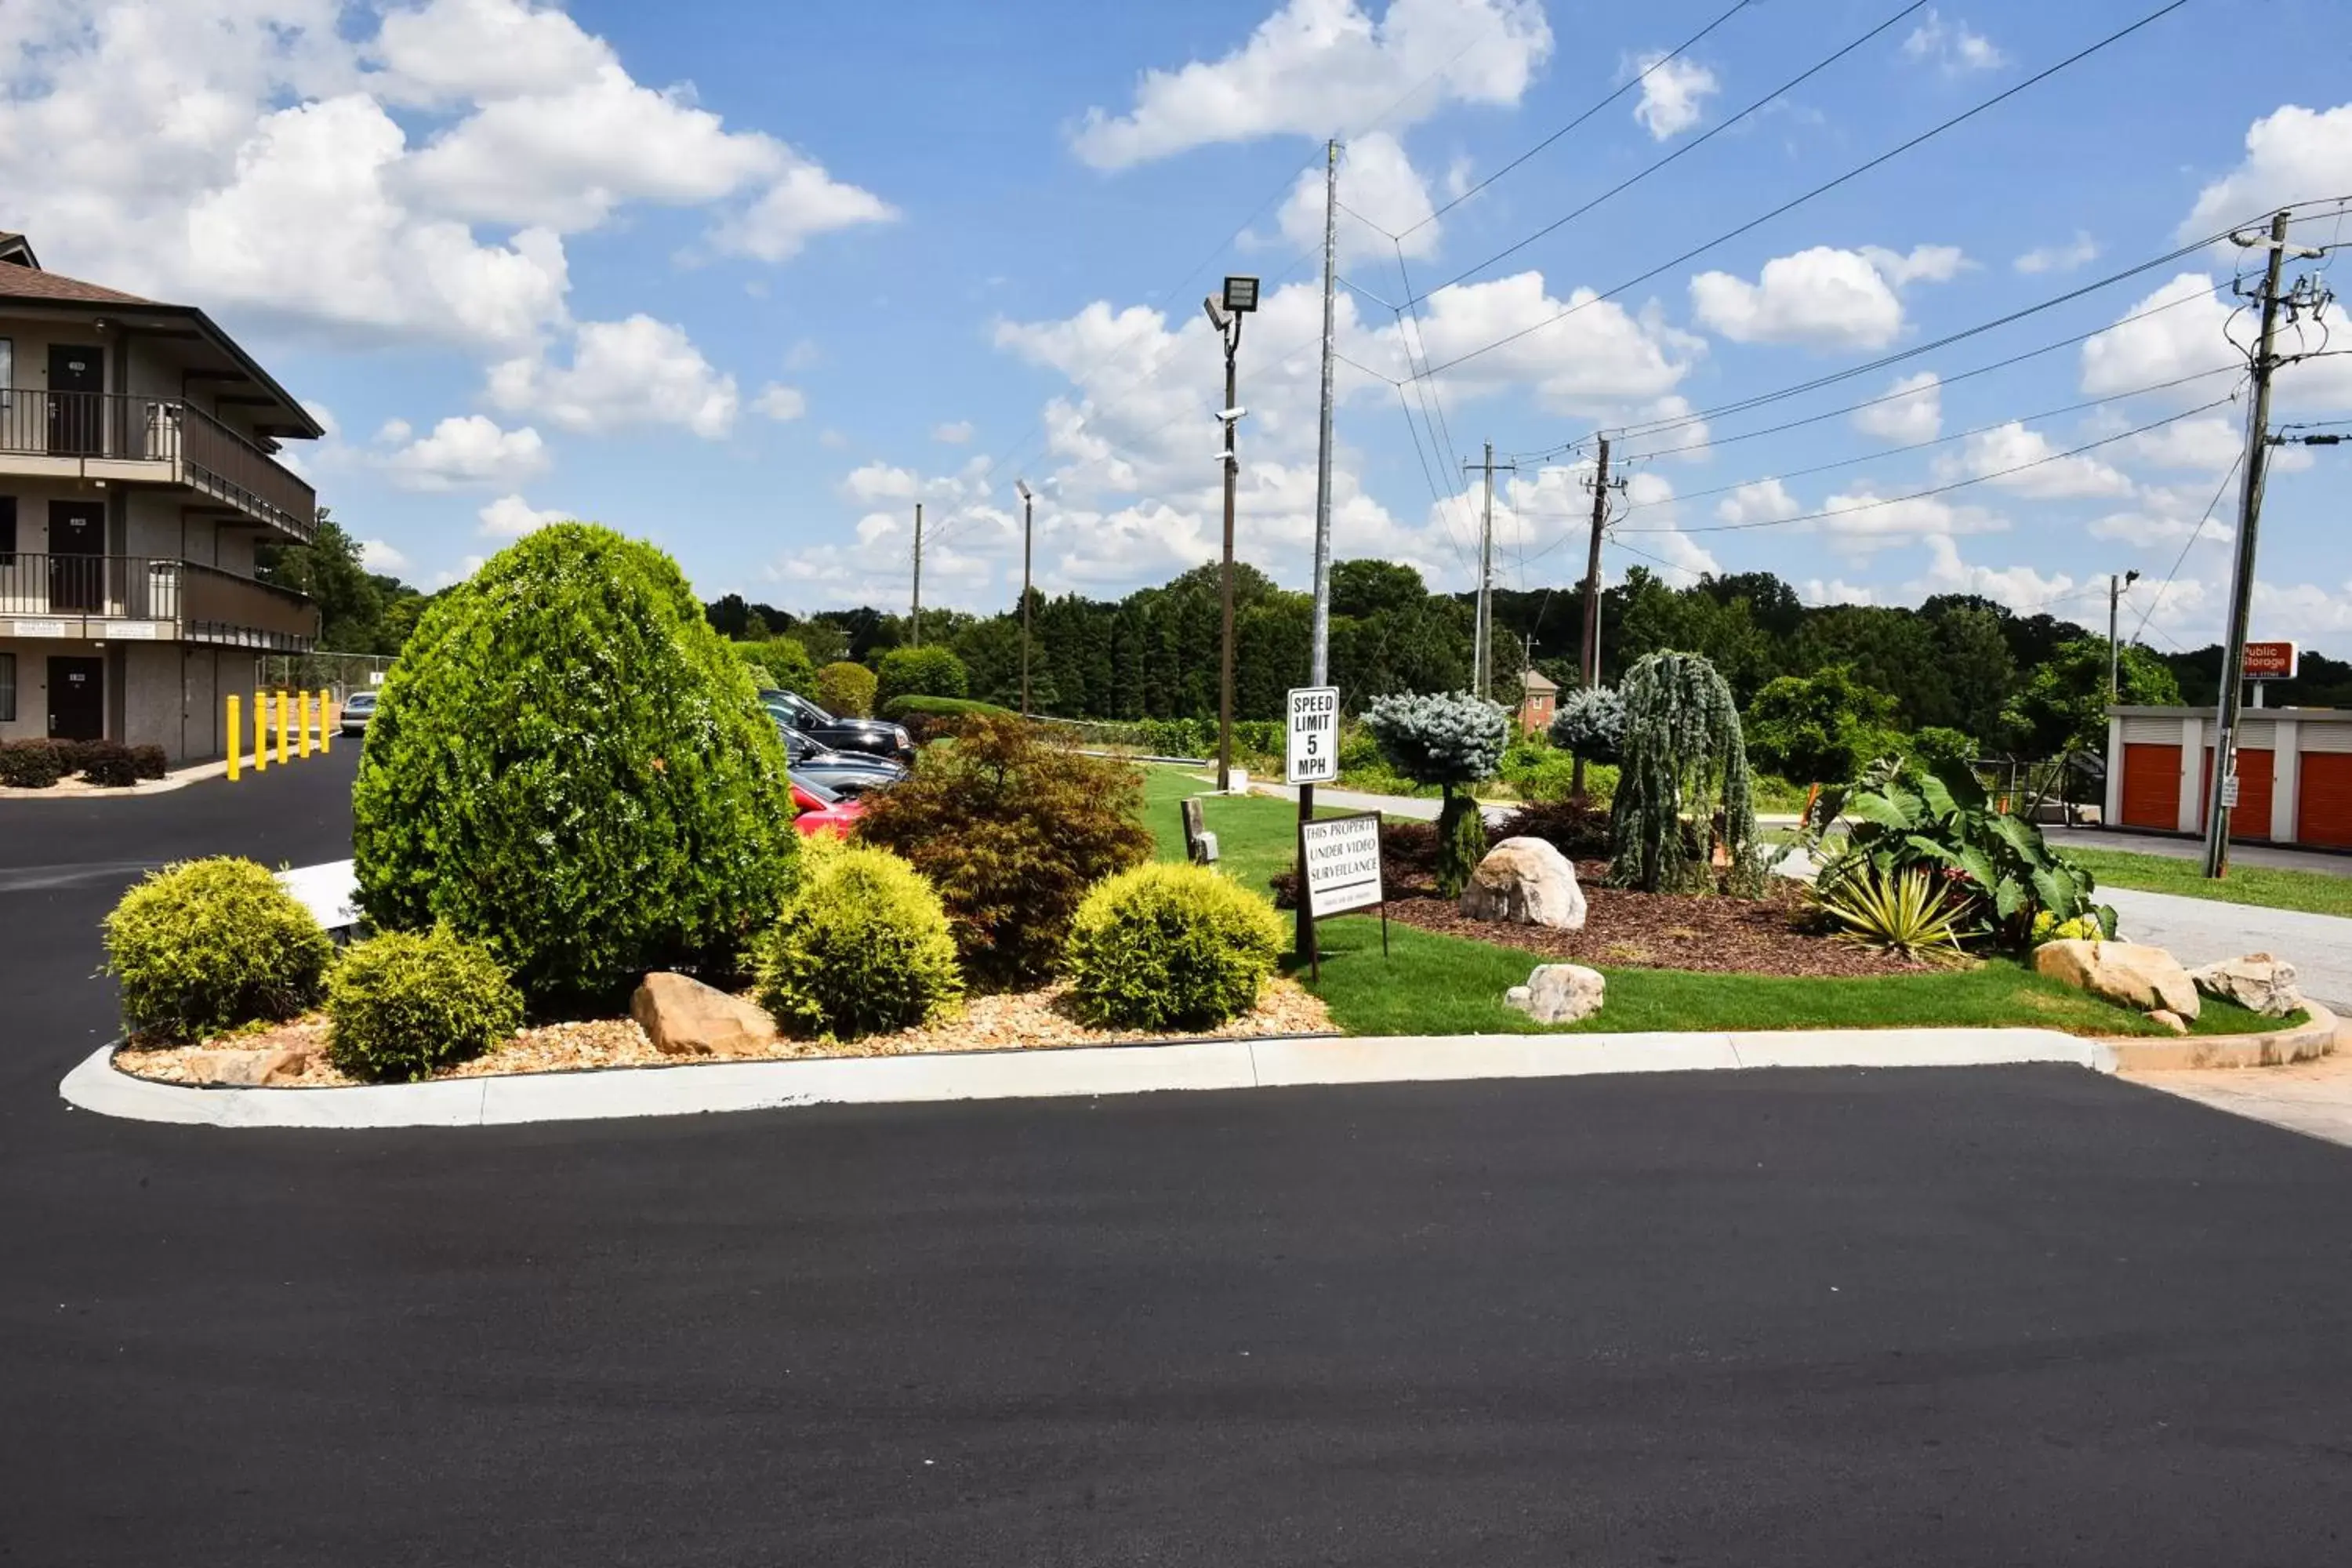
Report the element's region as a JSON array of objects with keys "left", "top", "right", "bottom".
[
  {"left": 254, "top": 691, "right": 267, "bottom": 771},
  {"left": 227, "top": 695, "right": 241, "bottom": 782},
  {"left": 319, "top": 690, "right": 332, "bottom": 754},
  {"left": 276, "top": 690, "right": 289, "bottom": 766},
  {"left": 299, "top": 691, "right": 314, "bottom": 759}
]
